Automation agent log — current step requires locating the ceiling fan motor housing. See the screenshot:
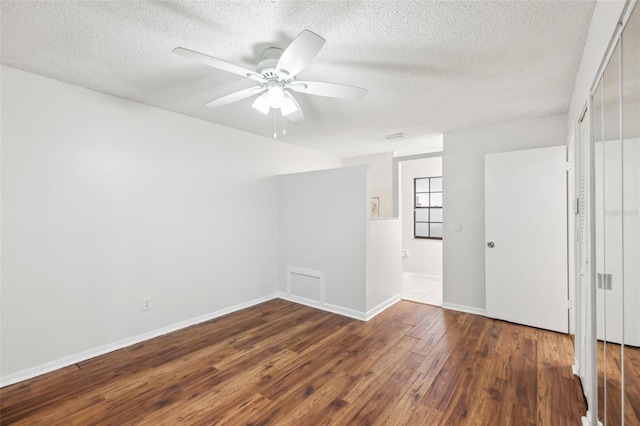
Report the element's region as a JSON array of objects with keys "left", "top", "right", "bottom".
[{"left": 257, "top": 47, "right": 284, "bottom": 78}]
